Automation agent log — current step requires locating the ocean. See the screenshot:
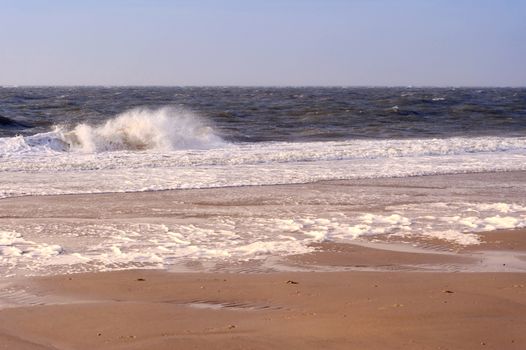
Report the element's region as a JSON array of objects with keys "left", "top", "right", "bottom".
[
  {"left": 1, "top": 87, "right": 526, "bottom": 276},
  {"left": 1, "top": 86, "right": 526, "bottom": 198}
]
